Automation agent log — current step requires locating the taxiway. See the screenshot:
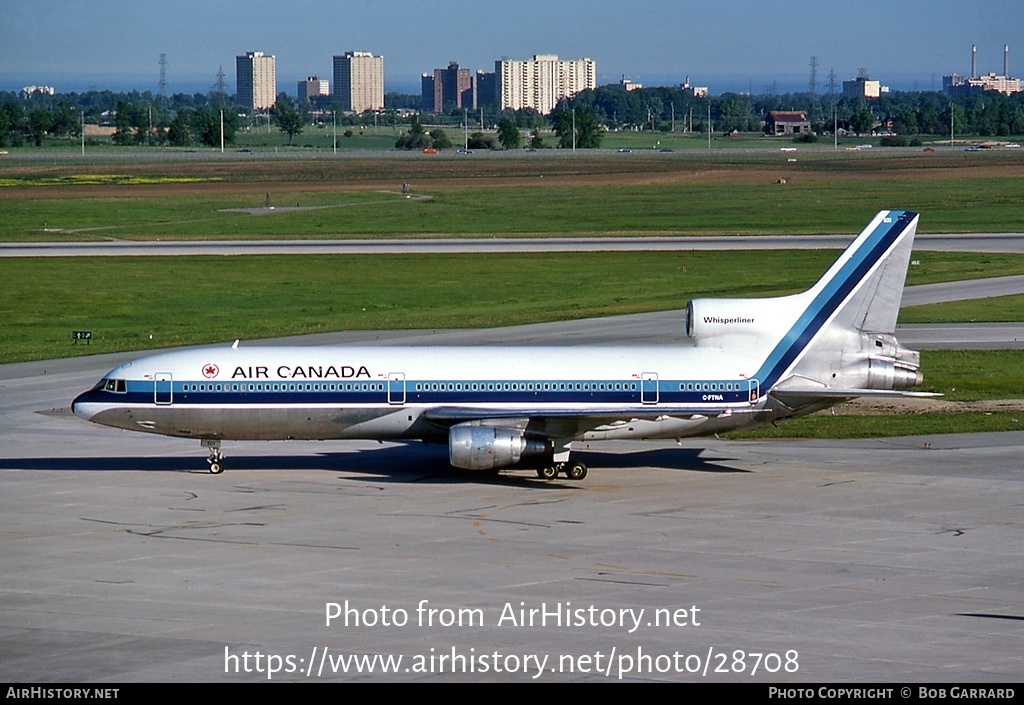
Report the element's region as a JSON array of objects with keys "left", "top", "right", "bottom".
[{"left": 1, "top": 312, "right": 1021, "bottom": 682}]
